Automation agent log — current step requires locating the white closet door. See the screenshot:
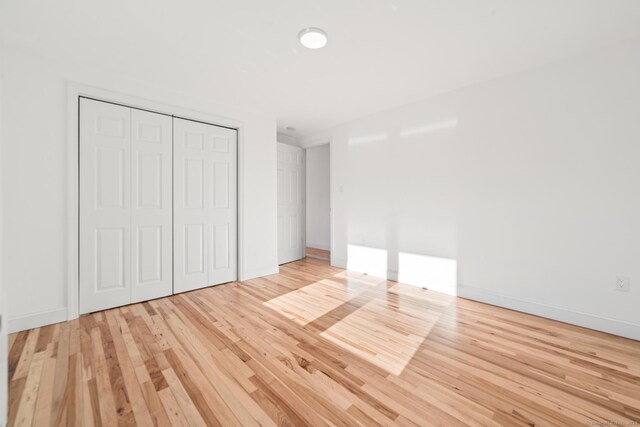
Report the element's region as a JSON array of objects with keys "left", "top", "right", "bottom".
[
  {"left": 131, "top": 109, "right": 173, "bottom": 303},
  {"left": 80, "top": 98, "right": 132, "bottom": 313},
  {"left": 277, "top": 143, "right": 305, "bottom": 264},
  {"left": 174, "top": 118, "right": 237, "bottom": 293},
  {"left": 80, "top": 99, "right": 174, "bottom": 313}
]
